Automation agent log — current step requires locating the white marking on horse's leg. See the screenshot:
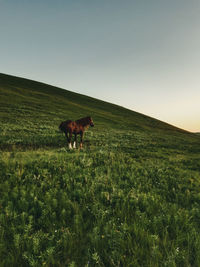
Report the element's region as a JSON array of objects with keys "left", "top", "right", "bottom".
[
  {"left": 73, "top": 141, "right": 76, "bottom": 149},
  {"left": 69, "top": 143, "right": 72, "bottom": 149}
]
